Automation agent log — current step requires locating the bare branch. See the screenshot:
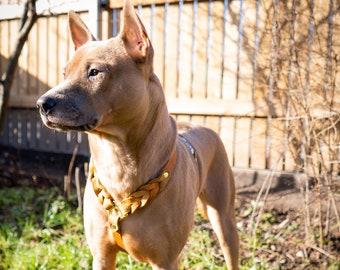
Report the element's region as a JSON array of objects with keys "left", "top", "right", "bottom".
[{"left": 0, "top": 0, "right": 39, "bottom": 130}]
